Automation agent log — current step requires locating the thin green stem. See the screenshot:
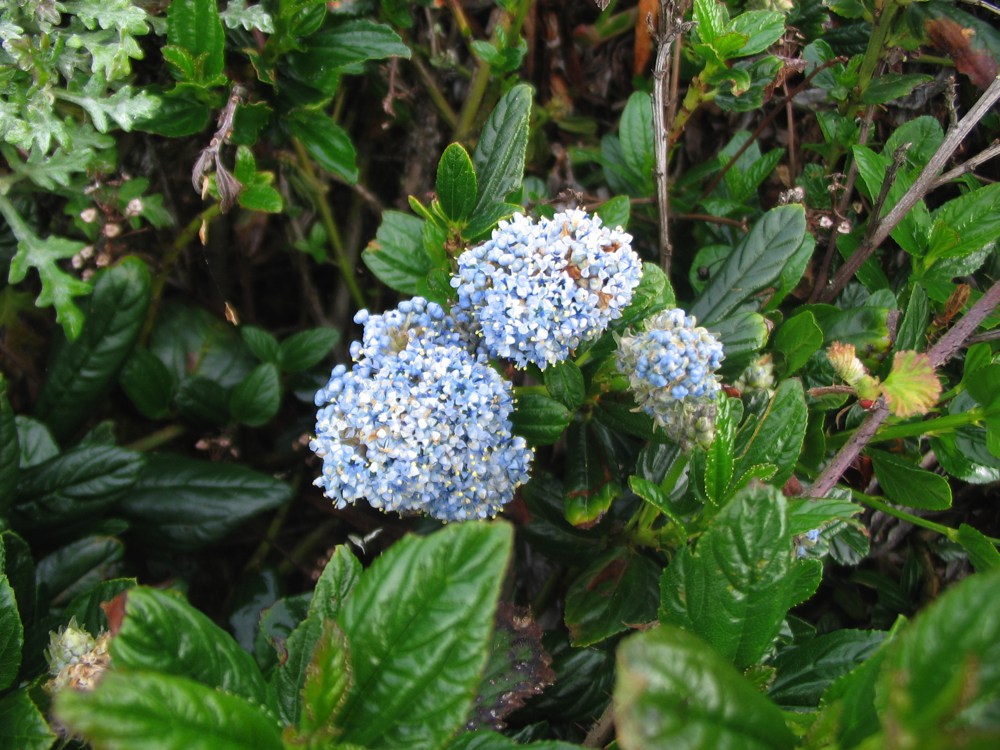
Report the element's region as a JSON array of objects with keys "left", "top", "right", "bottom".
[
  {"left": 851, "top": 489, "right": 960, "bottom": 542},
  {"left": 854, "top": 0, "right": 901, "bottom": 102},
  {"left": 126, "top": 424, "right": 186, "bottom": 452},
  {"left": 291, "top": 138, "right": 366, "bottom": 309},
  {"left": 828, "top": 407, "right": 988, "bottom": 449}
]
